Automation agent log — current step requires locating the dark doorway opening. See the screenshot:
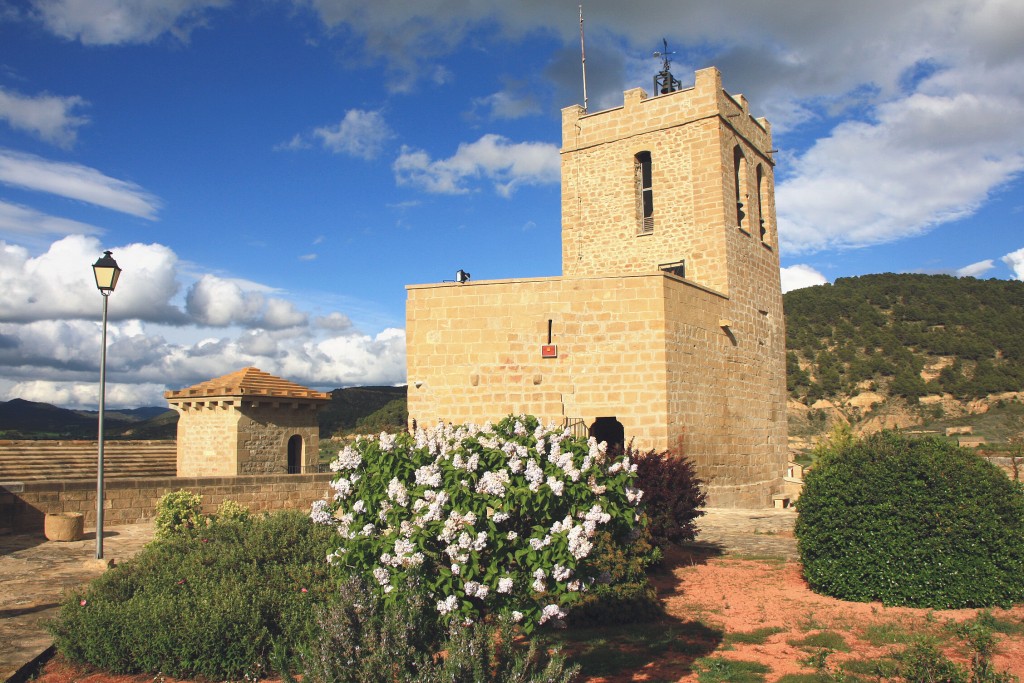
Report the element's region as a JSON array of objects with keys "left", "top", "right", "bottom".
[
  {"left": 589, "top": 417, "right": 625, "bottom": 453},
  {"left": 287, "top": 435, "right": 303, "bottom": 474}
]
